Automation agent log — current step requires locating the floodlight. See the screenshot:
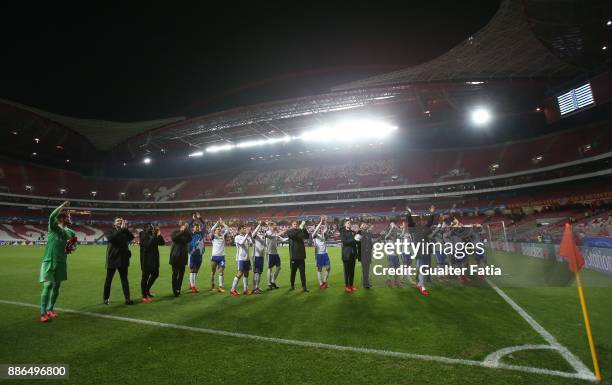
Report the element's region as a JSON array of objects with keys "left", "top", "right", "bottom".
[
  {"left": 471, "top": 107, "right": 491, "bottom": 126},
  {"left": 300, "top": 120, "right": 397, "bottom": 142},
  {"left": 205, "top": 144, "right": 235, "bottom": 153}
]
